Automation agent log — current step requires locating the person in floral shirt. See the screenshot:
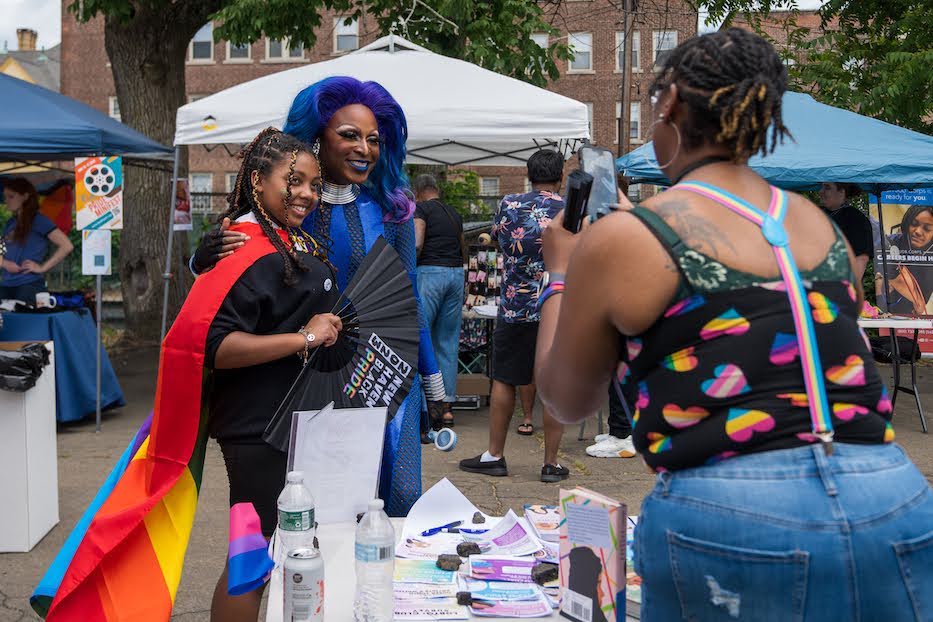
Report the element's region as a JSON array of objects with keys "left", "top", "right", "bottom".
[{"left": 459, "top": 149, "right": 570, "bottom": 483}]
